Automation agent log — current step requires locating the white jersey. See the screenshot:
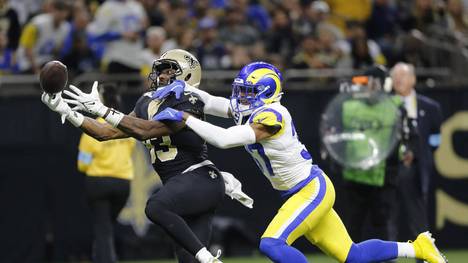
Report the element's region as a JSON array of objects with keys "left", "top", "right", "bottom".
[
  {"left": 243, "top": 103, "right": 315, "bottom": 191},
  {"left": 87, "top": 0, "right": 147, "bottom": 69},
  {"left": 17, "top": 13, "right": 71, "bottom": 71}
]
